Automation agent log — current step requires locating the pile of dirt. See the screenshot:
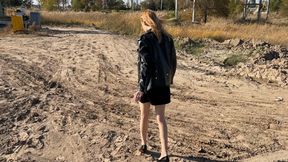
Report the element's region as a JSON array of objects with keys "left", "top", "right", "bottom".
[
  {"left": 175, "top": 37, "right": 288, "bottom": 86},
  {"left": 229, "top": 42, "right": 288, "bottom": 86}
]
